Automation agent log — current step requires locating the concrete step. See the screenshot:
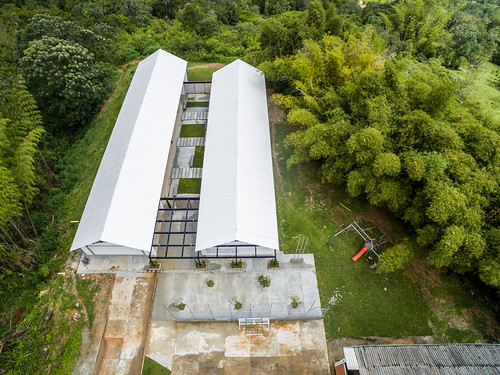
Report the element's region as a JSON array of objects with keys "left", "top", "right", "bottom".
[
  {"left": 181, "top": 111, "right": 208, "bottom": 121},
  {"left": 171, "top": 168, "right": 203, "bottom": 179},
  {"left": 177, "top": 137, "right": 205, "bottom": 147}
]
